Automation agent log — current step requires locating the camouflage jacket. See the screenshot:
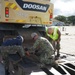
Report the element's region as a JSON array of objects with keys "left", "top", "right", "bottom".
[
  {"left": 30, "top": 37, "right": 55, "bottom": 64},
  {"left": 0, "top": 46, "right": 25, "bottom": 57}
]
